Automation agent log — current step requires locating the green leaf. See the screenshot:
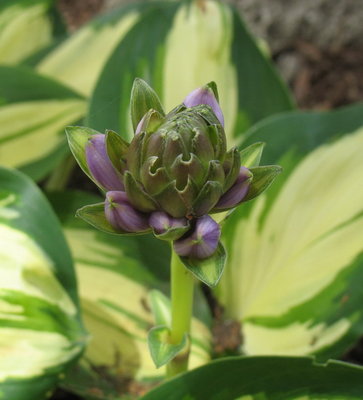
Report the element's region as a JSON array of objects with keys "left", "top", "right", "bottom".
[
  {"left": 130, "top": 78, "right": 165, "bottom": 131},
  {"left": 141, "top": 356, "right": 363, "bottom": 400},
  {"left": 148, "top": 325, "right": 188, "bottom": 368},
  {"left": 0, "top": 167, "right": 85, "bottom": 400},
  {"left": 244, "top": 165, "right": 282, "bottom": 201},
  {"left": 0, "top": 0, "right": 60, "bottom": 65},
  {"left": 218, "top": 112, "right": 363, "bottom": 360},
  {"left": 48, "top": 191, "right": 211, "bottom": 389},
  {"left": 0, "top": 66, "right": 86, "bottom": 180},
  {"left": 181, "top": 243, "right": 226, "bottom": 288},
  {"left": 88, "top": 0, "right": 293, "bottom": 144},
  {"left": 240, "top": 142, "right": 265, "bottom": 167},
  {"left": 36, "top": 2, "right": 146, "bottom": 97}
]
